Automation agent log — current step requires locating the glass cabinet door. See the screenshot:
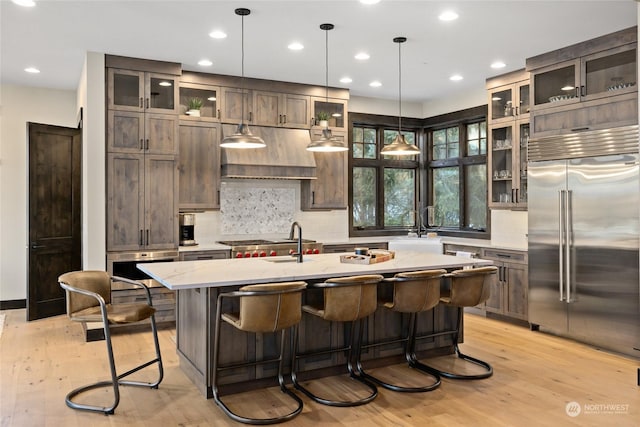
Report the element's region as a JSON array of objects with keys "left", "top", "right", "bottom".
[
  {"left": 517, "top": 122, "right": 529, "bottom": 205},
  {"left": 146, "top": 73, "right": 178, "bottom": 113},
  {"left": 312, "top": 97, "right": 346, "bottom": 130},
  {"left": 583, "top": 44, "right": 637, "bottom": 99},
  {"left": 533, "top": 62, "right": 578, "bottom": 107},
  {"left": 109, "top": 69, "right": 144, "bottom": 111},
  {"left": 490, "top": 87, "right": 513, "bottom": 121},
  {"left": 490, "top": 124, "right": 514, "bottom": 205},
  {"left": 518, "top": 83, "right": 530, "bottom": 116},
  {"left": 179, "top": 84, "right": 220, "bottom": 120}
]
